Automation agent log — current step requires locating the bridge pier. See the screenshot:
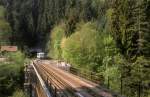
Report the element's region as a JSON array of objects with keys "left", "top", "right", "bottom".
[
  {"left": 24, "top": 63, "right": 38, "bottom": 97},
  {"left": 24, "top": 61, "right": 52, "bottom": 97},
  {"left": 24, "top": 64, "right": 32, "bottom": 97}
]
